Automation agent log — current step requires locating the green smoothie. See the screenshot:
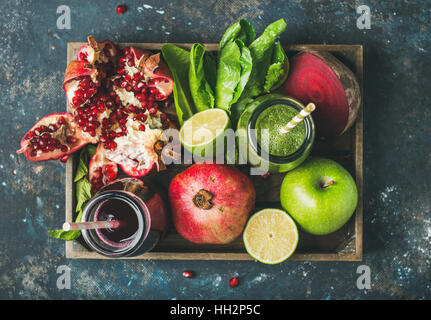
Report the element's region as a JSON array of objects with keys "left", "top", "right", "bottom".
[{"left": 256, "top": 104, "right": 306, "bottom": 157}]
